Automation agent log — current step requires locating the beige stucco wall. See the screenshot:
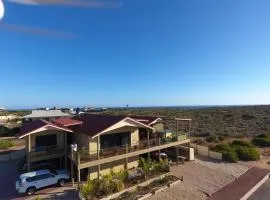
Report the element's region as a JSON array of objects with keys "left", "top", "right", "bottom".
[
  {"left": 152, "top": 122, "right": 164, "bottom": 132},
  {"left": 88, "top": 156, "right": 139, "bottom": 180},
  {"left": 74, "top": 132, "right": 91, "bottom": 151},
  {"left": 73, "top": 126, "right": 140, "bottom": 155},
  {"left": 27, "top": 130, "right": 65, "bottom": 149},
  {"left": 130, "top": 128, "right": 139, "bottom": 146},
  {"left": 89, "top": 137, "right": 98, "bottom": 155}
]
